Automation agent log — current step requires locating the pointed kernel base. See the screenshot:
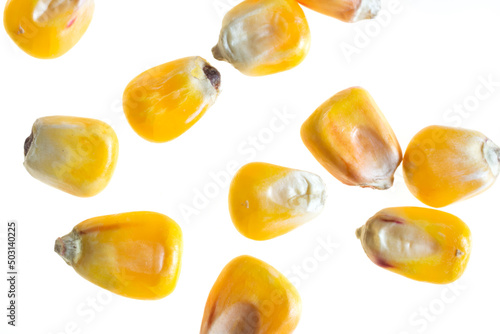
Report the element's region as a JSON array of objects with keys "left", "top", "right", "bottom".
[
  {"left": 54, "top": 230, "right": 82, "bottom": 266},
  {"left": 212, "top": 45, "right": 225, "bottom": 61}
]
